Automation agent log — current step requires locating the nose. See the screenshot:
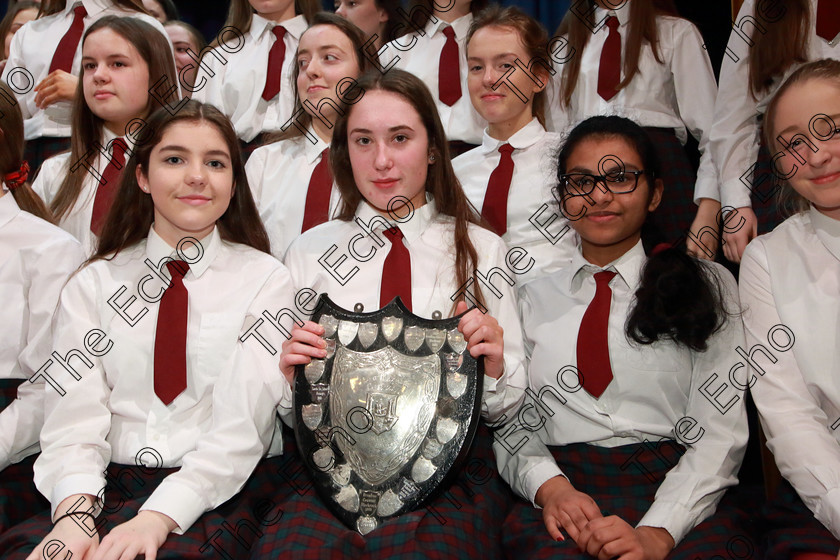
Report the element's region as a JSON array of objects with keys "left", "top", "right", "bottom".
[
  {"left": 373, "top": 142, "right": 392, "bottom": 171},
  {"left": 305, "top": 57, "right": 322, "bottom": 79},
  {"left": 804, "top": 140, "right": 831, "bottom": 169},
  {"left": 185, "top": 160, "right": 208, "bottom": 187},
  {"left": 91, "top": 63, "right": 109, "bottom": 83},
  {"left": 482, "top": 65, "right": 499, "bottom": 89},
  {"left": 587, "top": 178, "right": 615, "bottom": 207},
  {"left": 336, "top": 3, "right": 346, "bottom": 16}
]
